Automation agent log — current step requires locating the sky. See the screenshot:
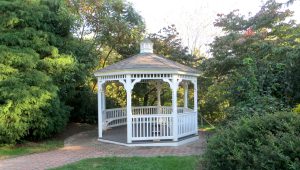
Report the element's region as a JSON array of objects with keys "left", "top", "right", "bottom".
[{"left": 127, "top": 0, "right": 300, "bottom": 53}]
